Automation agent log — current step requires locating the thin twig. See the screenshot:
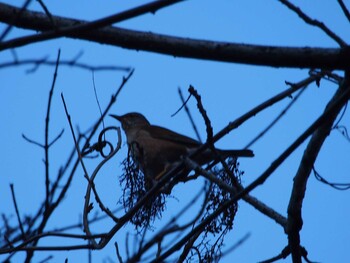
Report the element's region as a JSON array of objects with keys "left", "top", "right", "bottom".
[
  {"left": 204, "top": 71, "right": 326, "bottom": 151},
  {"left": 92, "top": 71, "right": 105, "bottom": 135},
  {"left": 83, "top": 127, "right": 122, "bottom": 229},
  {"left": 44, "top": 49, "right": 61, "bottom": 212},
  {"left": 177, "top": 87, "right": 202, "bottom": 142},
  {"left": 184, "top": 157, "right": 287, "bottom": 227},
  {"left": 48, "top": 129, "right": 64, "bottom": 147},
  {"left": 0, "top": 58, "right": 131, "bottom": 73},
  {"left": 115, "top": 242, "right": 123, "bottom": 263},
  {"left": 188, "top": 85, "right": 213, "bottom": 141},
  {"left": 279, "top": 0, "right": 347, "bottom": 47},
  {"left": 61, "top": 93, "right": 96, "bottom": 245},
  {"left": 171, "top": 88, "right": 191, "bottom": 116},
  {"left": 9, "top": 184, "right": 26, "bottom": 241},
  {"left": 259, "top": 246, "right": 290, "bottom": 263},
  {"left": 22, "top": 133, "right": 44, "bottom": 147},
  {"left": 36, "top": 0, "right": 56, "bottom": 29},
  {"left": 245, "top": 85, "right": 308, "bottom": 148}
]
